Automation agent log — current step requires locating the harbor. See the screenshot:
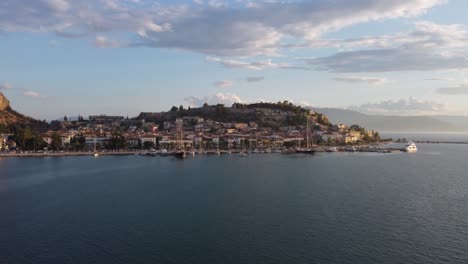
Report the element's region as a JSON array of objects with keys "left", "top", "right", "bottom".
[{"left": 0, "top": 142, "right": 416, "bottom": 158}]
